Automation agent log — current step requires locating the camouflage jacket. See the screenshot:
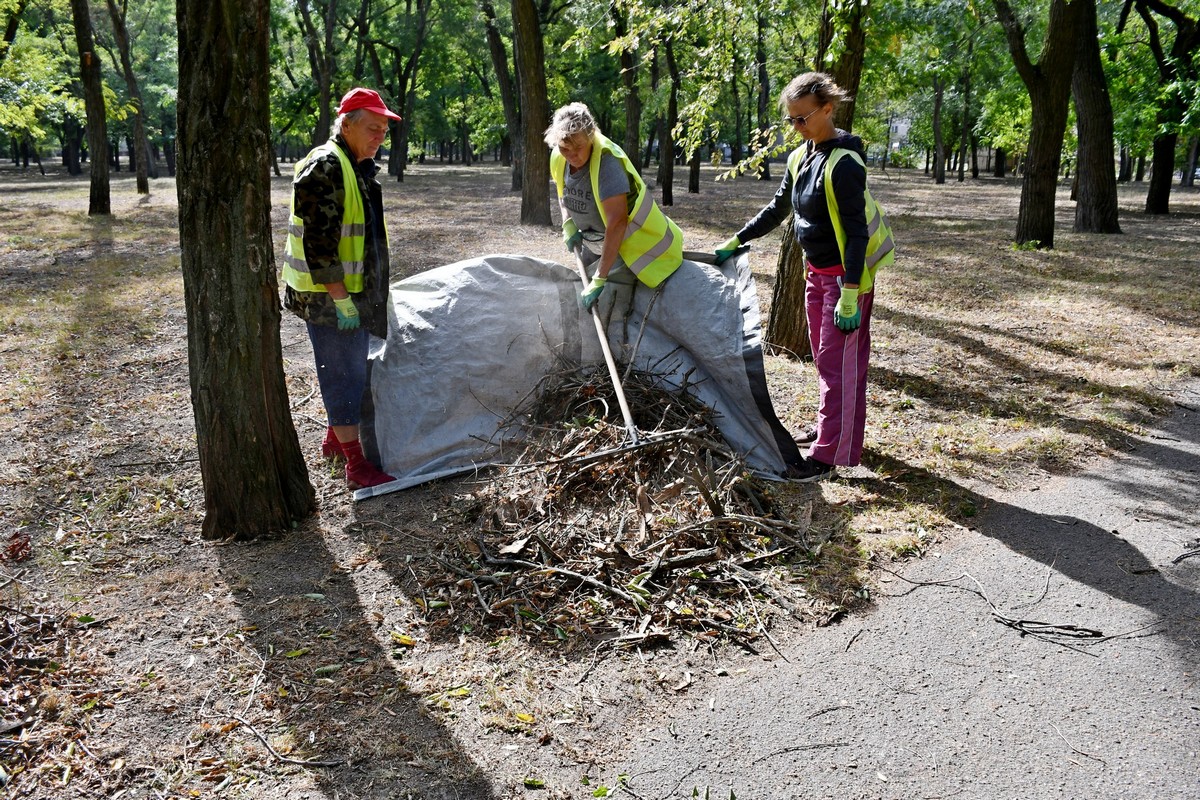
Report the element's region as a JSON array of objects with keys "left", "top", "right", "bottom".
[{"left": 283, "top": 136, "right": 391, "bottom": 338}]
